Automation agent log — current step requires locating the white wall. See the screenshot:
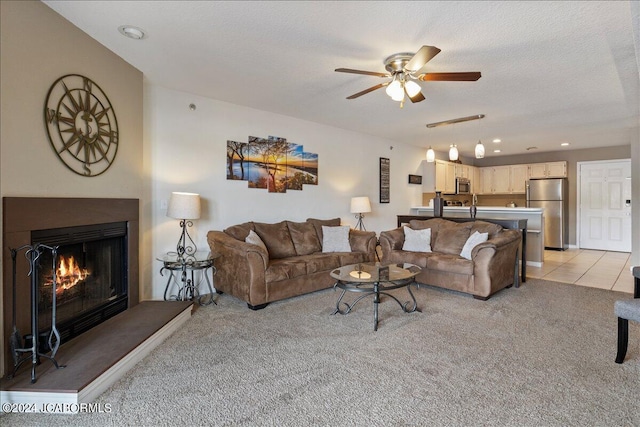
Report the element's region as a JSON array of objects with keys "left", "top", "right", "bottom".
[{"left": 143, "top": 84, "right": 426, "bottom": 300}]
